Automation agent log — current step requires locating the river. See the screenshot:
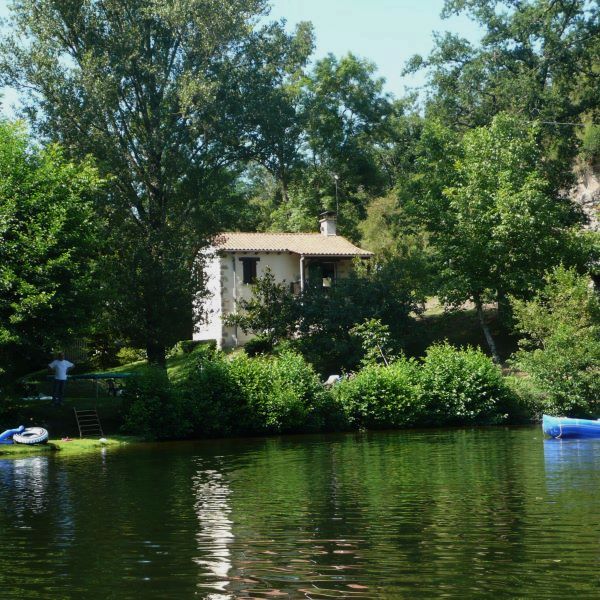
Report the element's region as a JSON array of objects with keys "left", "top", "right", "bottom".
[{"left": 1, "top": 427, "right": 599, "bottom": 598}]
